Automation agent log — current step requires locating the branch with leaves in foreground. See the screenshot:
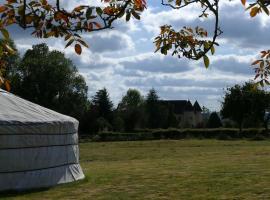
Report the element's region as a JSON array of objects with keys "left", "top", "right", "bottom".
[
  {"left": 245, "top": 0, "right": 270, "bottom": 86},
  {"left": 1, "top": 0, "right": 270, "bottom": 90},
  {"left": 155, "top": 0, "right": 221, "bottom": 69},
  {"left": 0, "top": 0, "right": 146, "bottom": 90},
  {"left": 155, "top": 0, "right": 270, "bottom": 86}
]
